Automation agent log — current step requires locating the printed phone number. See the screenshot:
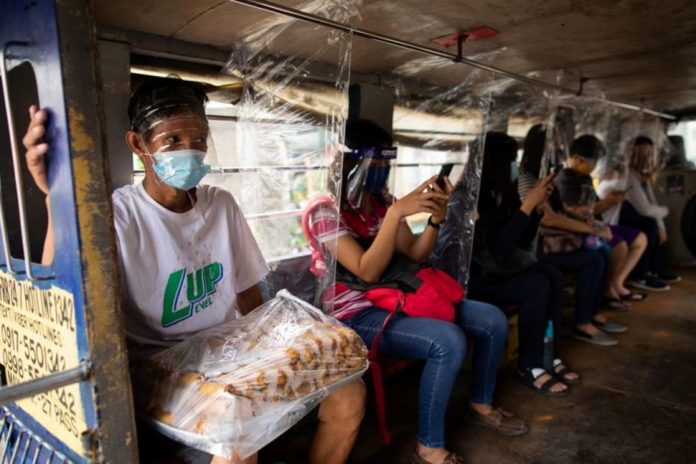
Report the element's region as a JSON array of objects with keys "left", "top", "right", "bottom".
[{"left": 1, "top": 325, "right": 68, "bottom": 377}]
